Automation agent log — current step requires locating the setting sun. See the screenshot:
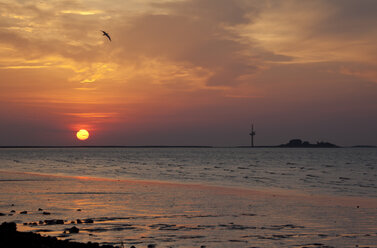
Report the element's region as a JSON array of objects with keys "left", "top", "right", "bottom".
[{"left": 76, "top": 129, "right": 89, "bottom": 140}]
